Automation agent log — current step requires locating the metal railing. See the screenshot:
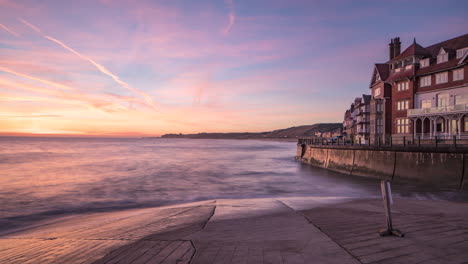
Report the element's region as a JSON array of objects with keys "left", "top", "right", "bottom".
[
  {"left": 298, "top": 135, "right": 465, "bottom": 148},
  {"left": 408, "top": 104, "right": 468, "bottom": 116}
]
